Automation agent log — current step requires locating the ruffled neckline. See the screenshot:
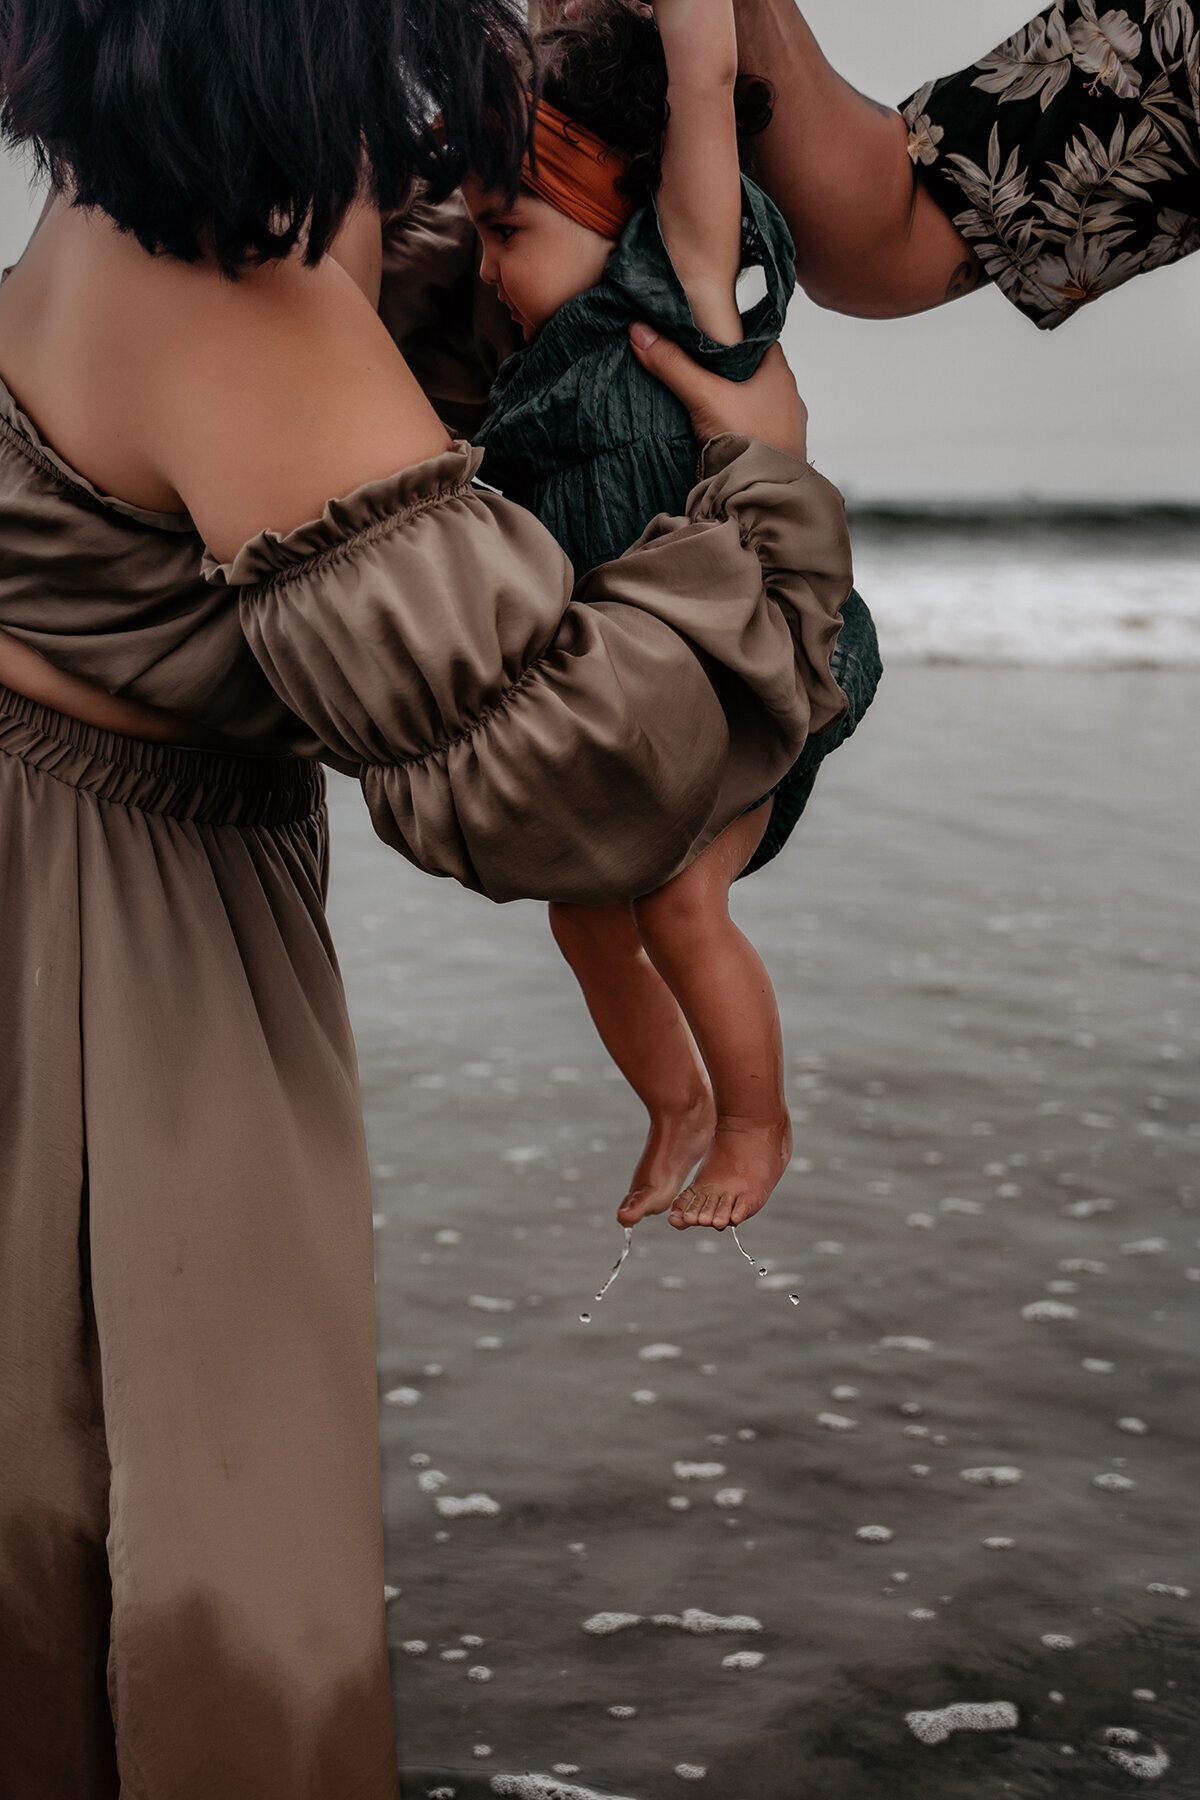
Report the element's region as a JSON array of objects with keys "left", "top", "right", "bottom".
[
  {"left": 203, "top": 440, "right": 485, "bottom": 586},
  {"left": 0, "top": 372, "right": 197, "bottom": 533}
]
